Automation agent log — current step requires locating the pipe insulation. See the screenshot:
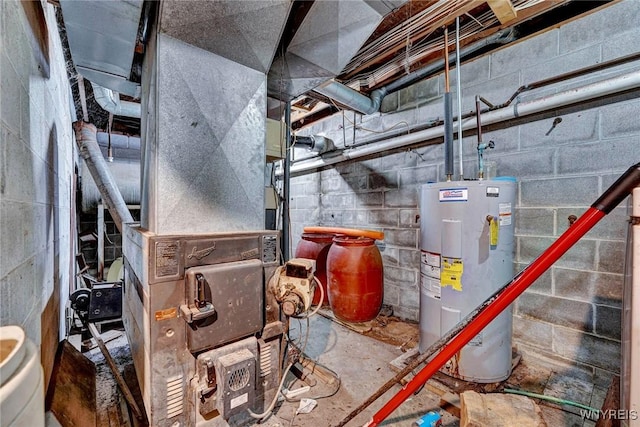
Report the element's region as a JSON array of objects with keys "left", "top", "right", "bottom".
[
  {"left": 91, "top": 82, "right": 141, "bottom": 118},
  {"left": 289, "top": 69, "right": 640, "bottom": 175},
  {"left": 80, "top": 160, "right": 140, "bottom": 213},
  {"left": 74, "top": 122, "right": 134, "bottom": 233}
]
